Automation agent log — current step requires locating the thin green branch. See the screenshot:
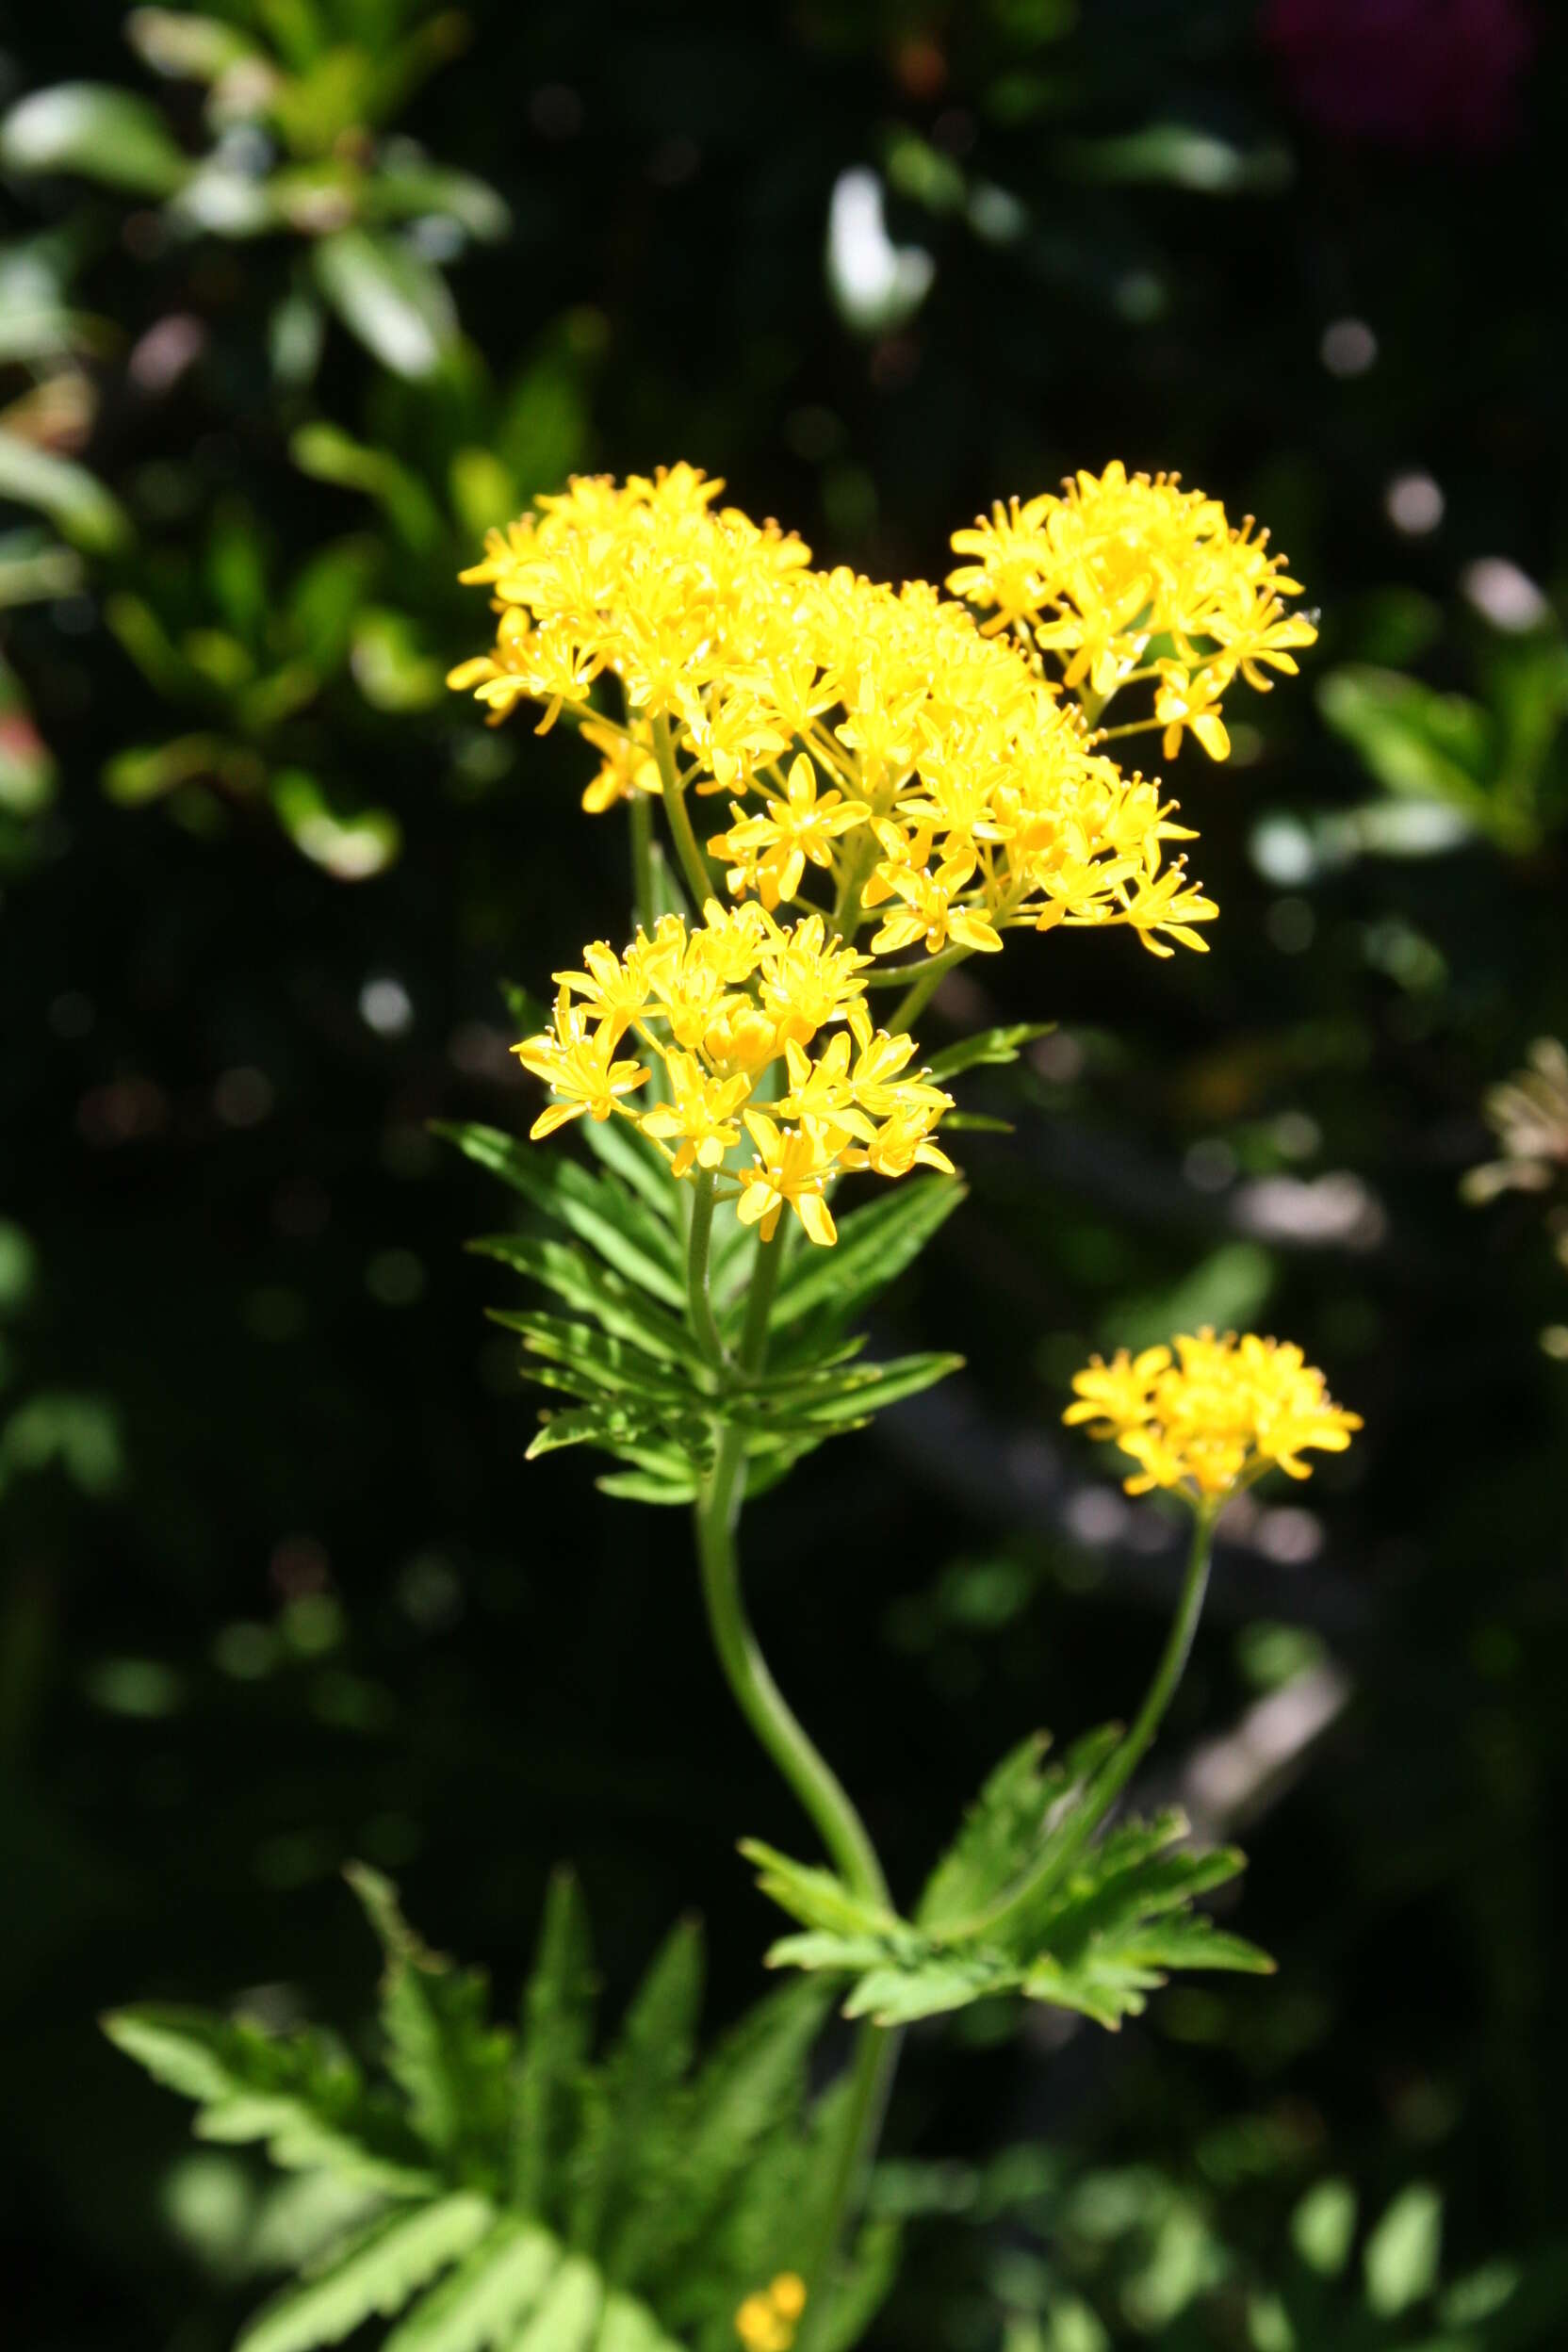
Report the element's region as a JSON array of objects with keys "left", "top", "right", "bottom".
[
  {"left": 684, "top": 1170, "right": 731, "bottom": 1376},
  {"left": 651, "top": 711, "right": 717, "bottom": 911},
  {"left": 968, "top": 1503, "right": 1217, "bottom": 1945}
]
